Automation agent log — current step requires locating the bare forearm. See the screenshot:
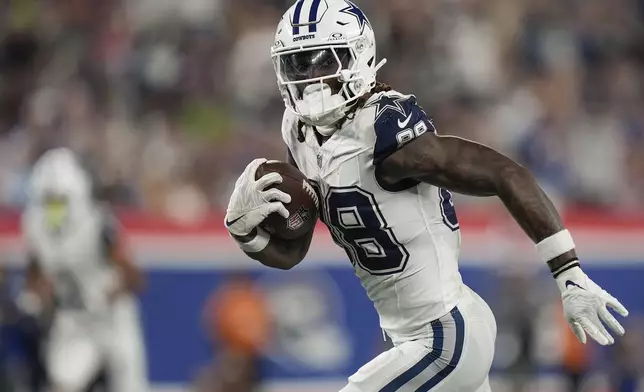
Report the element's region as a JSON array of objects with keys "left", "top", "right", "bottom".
[
  {"left": 381, "top": 134, "right": 577, "bottom": 269},
  {"left": 234, "top": 229, "right": 311, "bottom": 270},
  {"left": 494, "top": 165, "right": 564, "bottom": 242},
  {"left": 494, "top": 165, "right": 578, "bottom": 271}
]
